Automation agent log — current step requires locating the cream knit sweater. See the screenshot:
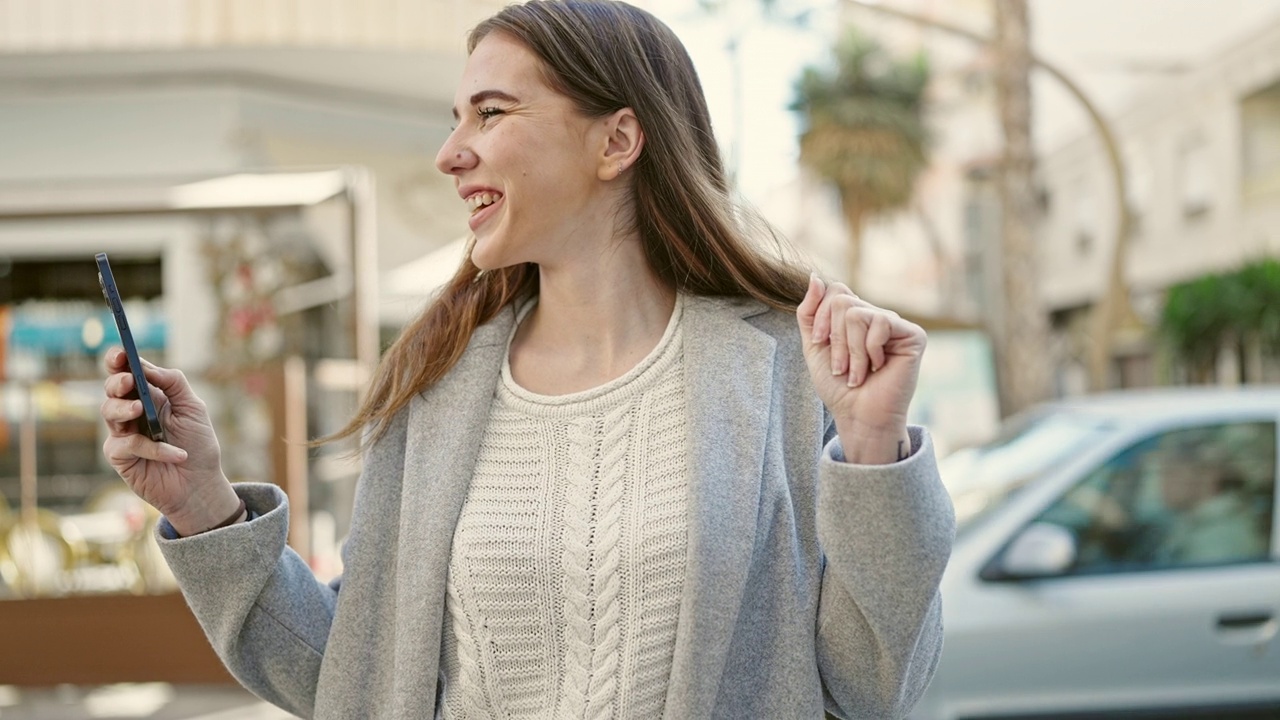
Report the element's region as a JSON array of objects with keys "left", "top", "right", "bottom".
[{"left": 439, "top": 296, "right": 689, "bottom": 720}]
